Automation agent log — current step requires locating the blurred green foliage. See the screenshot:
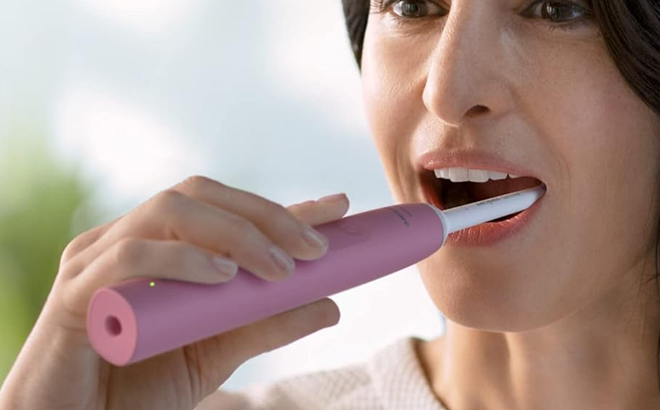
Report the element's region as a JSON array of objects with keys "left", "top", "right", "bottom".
[{"left": 0, "top": 126, "right": 98, "bottom": 385}]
